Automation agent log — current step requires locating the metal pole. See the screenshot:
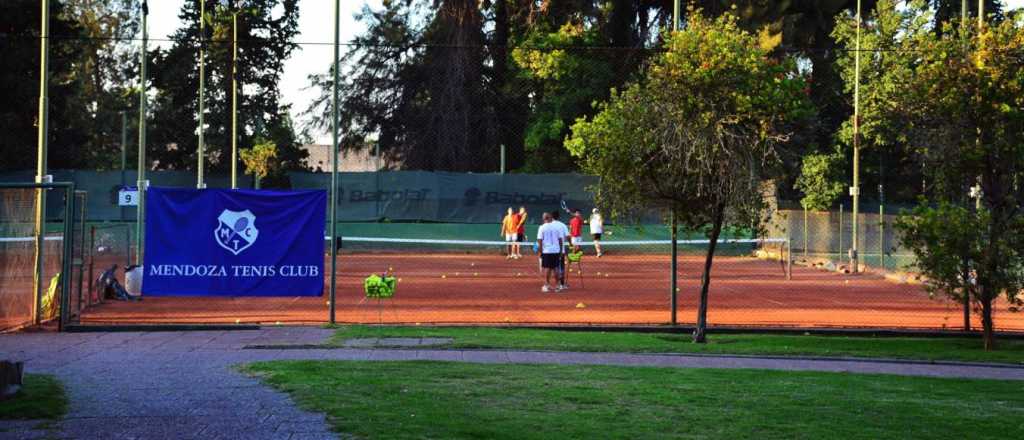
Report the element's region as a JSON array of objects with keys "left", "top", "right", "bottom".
[
  {"left": 136, "top": 1, "right": 148, "bottom": 265},
  {"left": 978, "top": 0, "right": 984, "bottom": 29},
  {"left": 879, "top": 203, "right": 885, "bottom": 270},
  {"left": 803, "top": 207, "right": 808, "bottom": 257},
  {"left": 500, "top": 144, "right": 506, "bottom": 174},
  {"left": 197, "top": 0, "right": 207, "bottom": 189},
  {"left": 850, "top": 0, "right": 861, "bottom": 274},
  {"left": 328, "top": 0, "right": 341, "bottom": 325},
  {"left": 670, "top": 211, "right": 677, "bottom": 325},
  {"left": 231, "top": 5, "right": 238, "bottom": 189},
  {"left": 33, "top": 0, "right": 52, "bottom": 325},
  {"left": 838, "top": 203, "right": 844, "bottom": 263},
  {"left": 673, "top": 0, "right": 680, "bottom": 31},
  {"left": 121, "top": 111, "right": 127, "bottom": 222},
  {"left": 59, "top": 184, "right": 74, "bottom": 331},
  {"left": 786, "top": 237, "right": 792, "bottom": 281}
]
